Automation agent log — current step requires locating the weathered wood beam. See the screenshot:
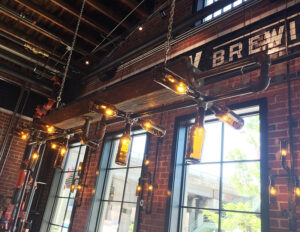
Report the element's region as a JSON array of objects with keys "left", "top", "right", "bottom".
[
  {"left": 120, "top": 0, "right": 148, "bottom": 19},
  {"left": 14, "top": 0, "right": 100, "bottom": 47},
  {"left": 0, "top": 3, "right": 89, "bottom": 56},
  {"left": 86, "top": 0, "right": 132, "bottom": 30},
  {"left": 49, "top": 0, "right": 111, "bottom": 37}
]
